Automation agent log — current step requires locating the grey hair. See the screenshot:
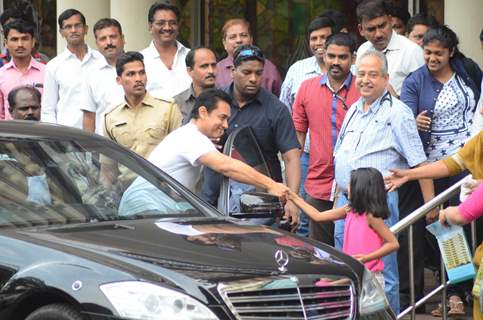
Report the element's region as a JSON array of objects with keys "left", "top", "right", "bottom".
[{"left": 357, "top": 50, "right": 388, "bottom": 75}]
